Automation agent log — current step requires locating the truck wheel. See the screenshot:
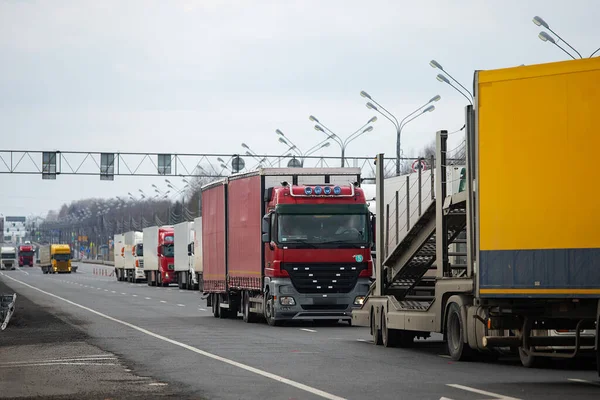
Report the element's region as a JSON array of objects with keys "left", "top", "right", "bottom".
[
  {"left": 381, "top": 312, "right": 397, "bottom": 347},
  {"left": 147, "top": 272, "right": 152, "bottom": 286},
  {"left": 265, "top": 295, "right": 282, "bottom": 326},
  {"left": 518, "top": 347, "right": 544, "bottom": 368},
  {"left": 371, "top": 308, "right": 382, "bottom": 345},
  {"left": 157, "top": 271, "right": 162, "bottom": 287},
  {"left": 212, "top": 293, "right": 220, "bottom": 318},
  {"left": 242, "top": 291, "right": 256, "bottom": 323},
  {"left": 446, "top": 303, "right": 473, "bottom": 361}
]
